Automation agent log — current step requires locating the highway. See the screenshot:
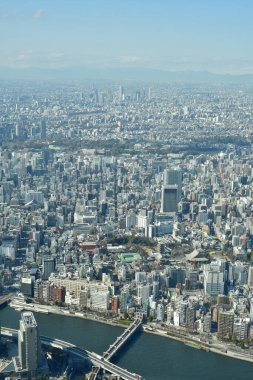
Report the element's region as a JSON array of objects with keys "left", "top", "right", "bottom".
[{"left": 1, "top": 327, "right": 143, "bottom": 380}]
